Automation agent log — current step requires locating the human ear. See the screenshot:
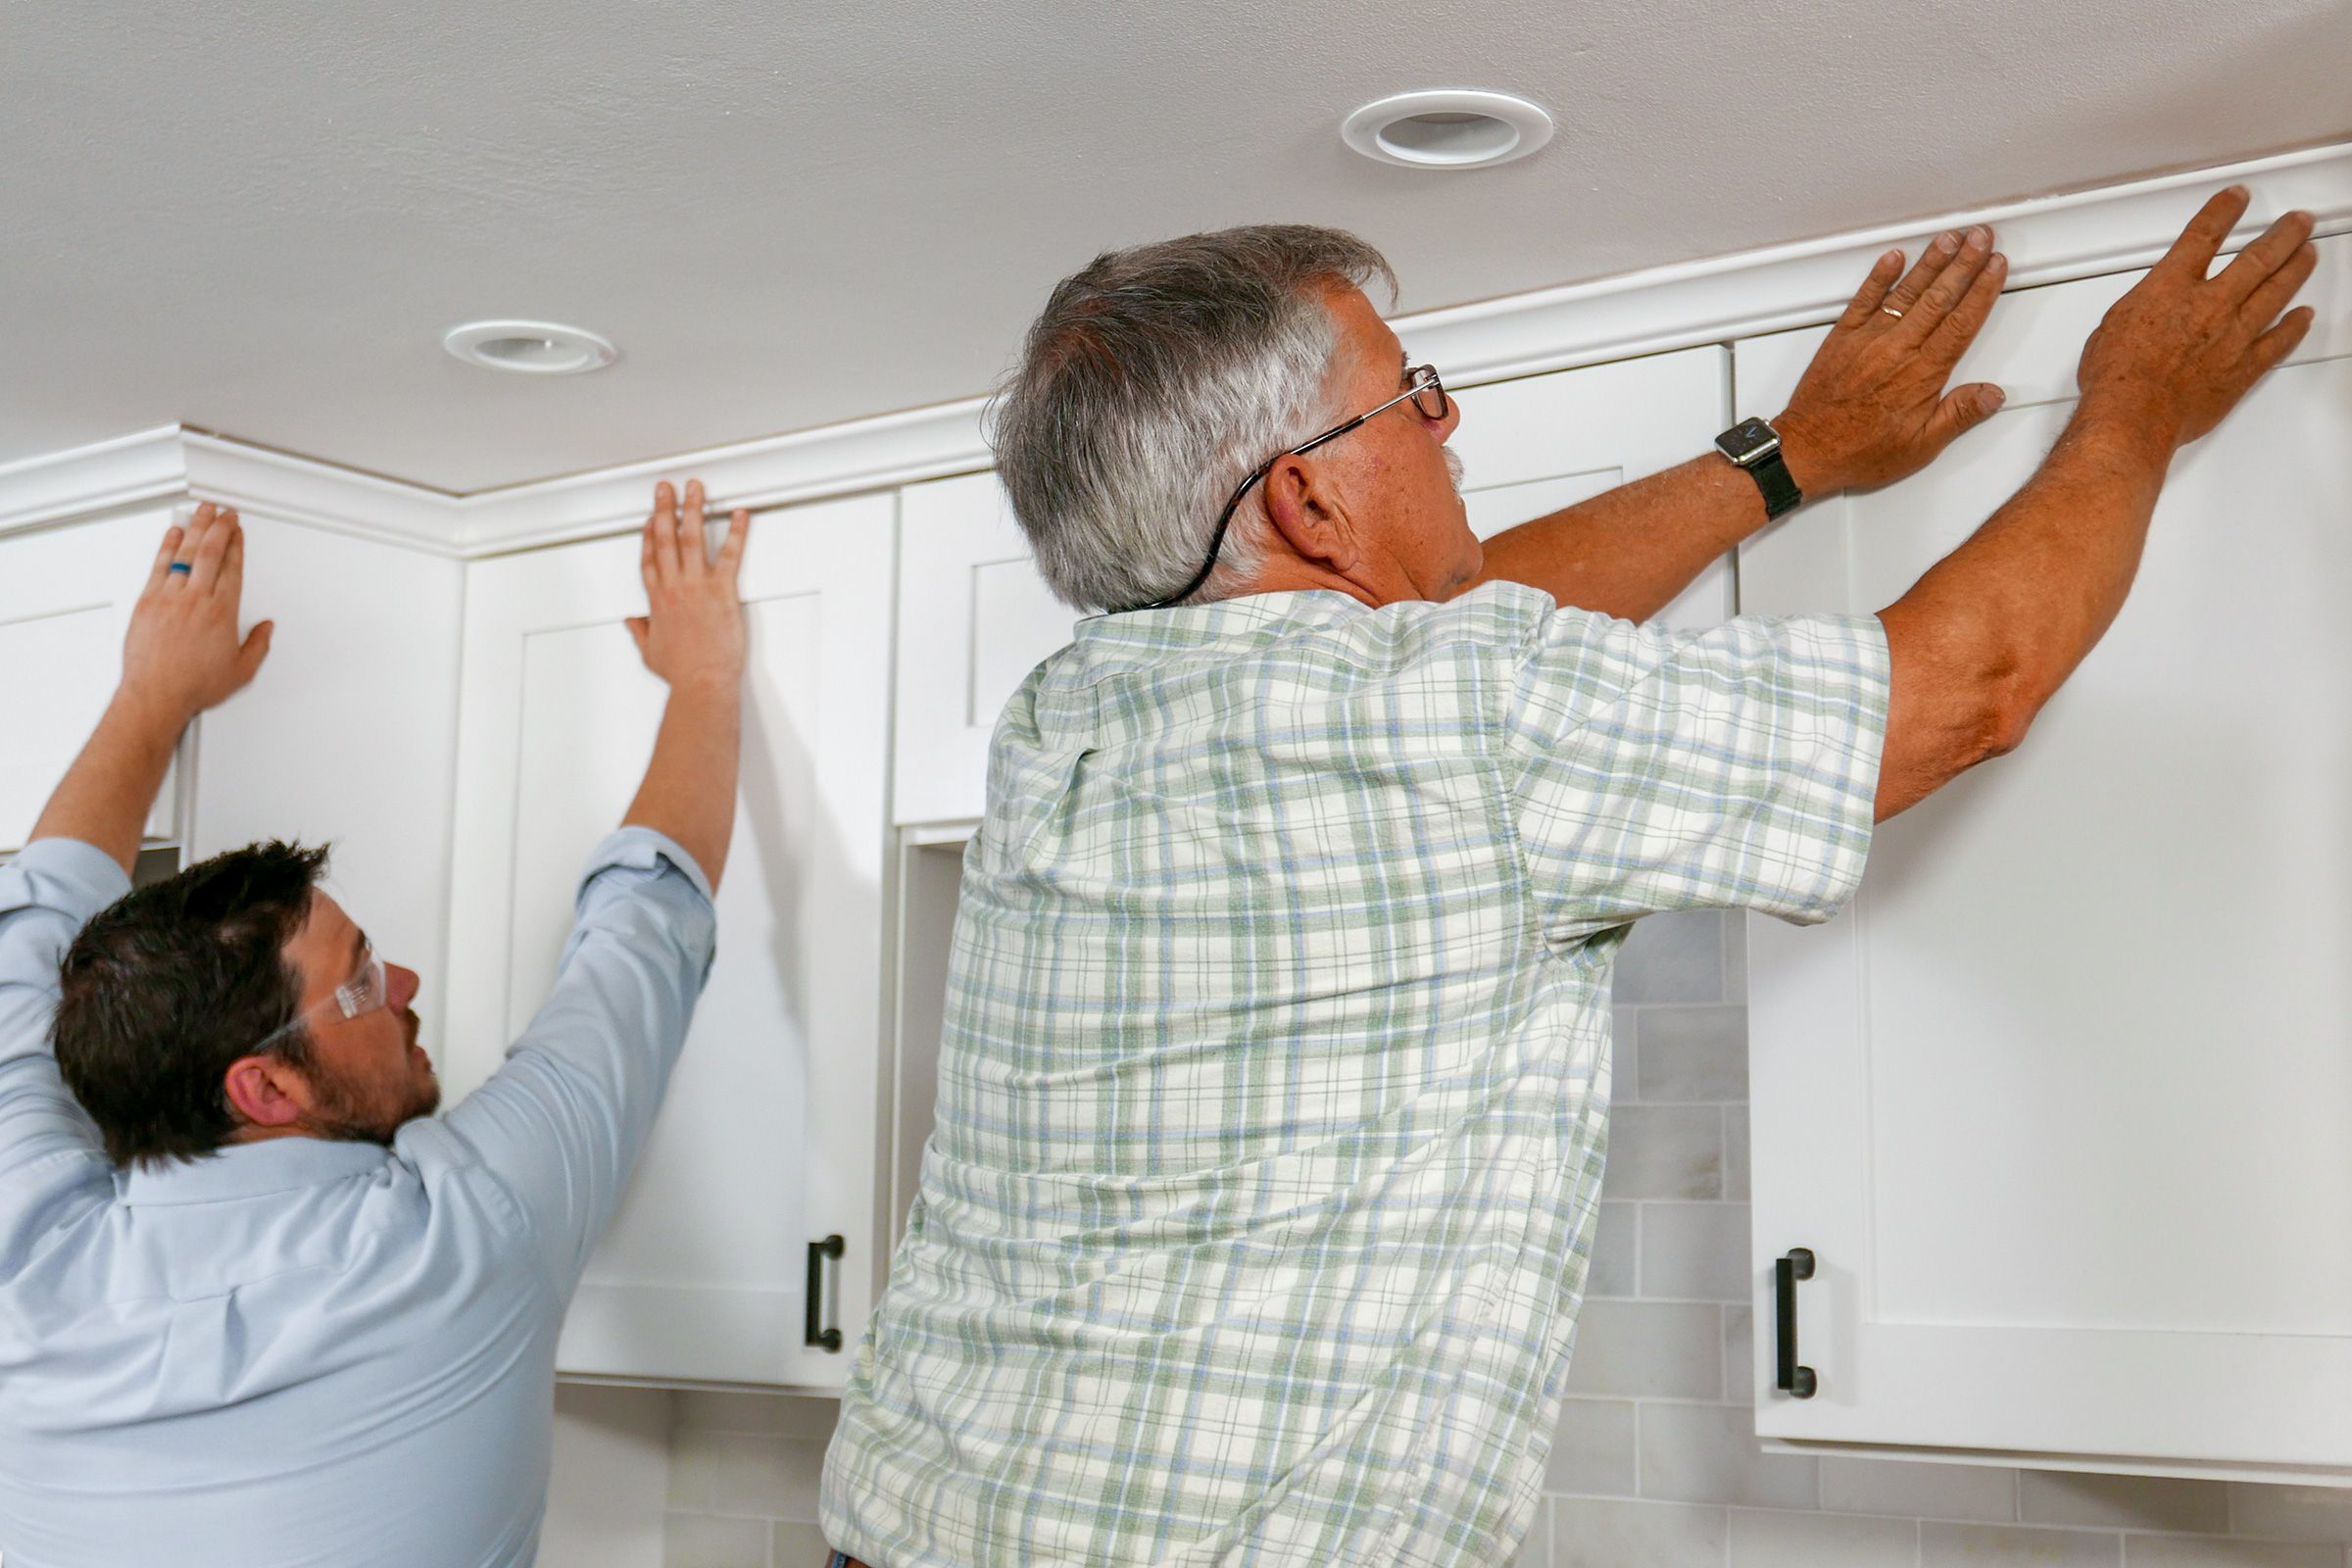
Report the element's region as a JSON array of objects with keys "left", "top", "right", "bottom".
[
  {"left": 222, "top": 1054, "right": 310, "bottom": 1130},
  {"left": 1259, "top": 455, "right": 1360, "bottom": 574}
]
